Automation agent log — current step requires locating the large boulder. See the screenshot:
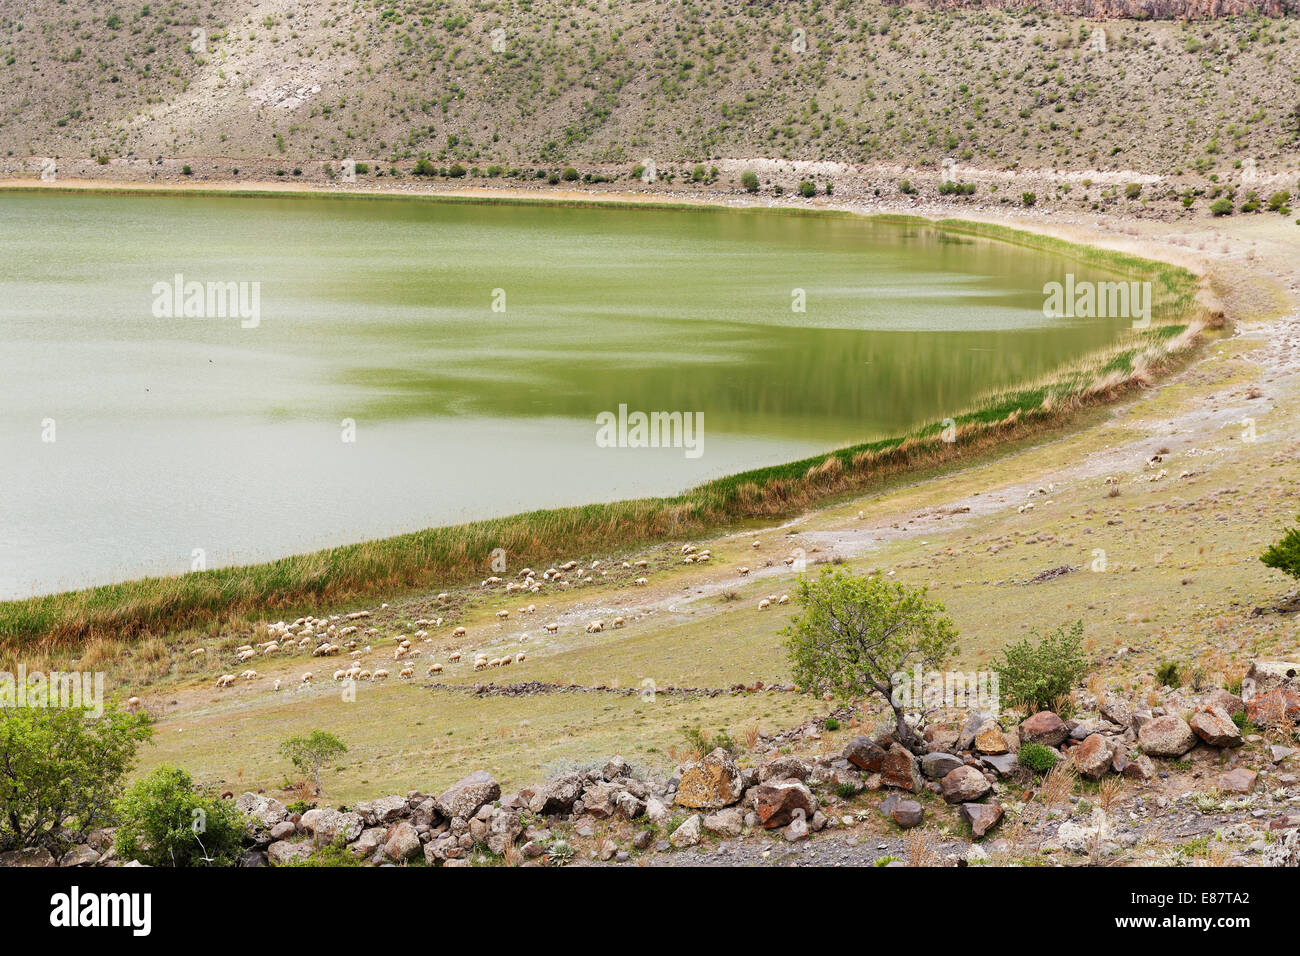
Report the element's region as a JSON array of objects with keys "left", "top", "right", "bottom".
[
  {"left": 383, "top": 821, "right": 422, "bottom": 862},
  {"left": 881, "top": 743, "right": 922, "bottom": 793},
  {"left": 956, "top": 710, "right": 995, "bottom": 751},
  {"left": 920, "top": 752, "right": 964, "bottom": 779},
  {"left": 1245, "top": 688, "right": 1300, "bottom": 727},
  {"left": 842, "top": 736, "right": 887, "bottom": 773},
  {"left": 266, "top": 840, "right": 314, "bottom": 866},
  {"left": 940, "top": 765, "right": 991, "bottom": 803},
  {"left": 1099, "top": 694, "right": 1134, "bottom": 728},
  {"left": 1243, "top": 661, "right": 1300, "bottom": 700},
  {"left": 529, "top": 771, "right": 585, "bottom": 815},
  {"left": 602, "top": 755, "right": 633, "bottom": 780},
  {"left": 235, "top": 792, "right": 288, "bottom": 830},
  {"left": 754, "top": 779, "right": 818, "bottom": 828},
  {"left": 1189, "top": 705, "right": 1243, "bottom": 748},
  {"left": 960, "top": 801, "right": 1004, "bottom": 838},
  {"left": 981, "top": 753, "right": 1020, "bottom": 777},
  {"left": 1217, "top": 768, "right": 1257, "bottom": 794},
  {"left": 702, "top": 807, "right": 744, "bottom": 837},
  {"left": 435, "top": 770, "right": 501, "bottom": 821},
  {"left": 59, "top": 845, "right": 100, "bottom": 867},
  {"left": 881, "top": 794, "right": 924, "bottom": 828},
  {"left": 1072, "top": 734, "right": 1112, "bottom": 780},
  {"left": 675, "top": 748, "right": 744, "bottom": 809},
  {"left": 1203, "top": 689, "right": 1244, "bottom": 717},
  {"left": 356, "top": 795, "right": 410, "bottom": 826},
  {"left": 973, "top": 721, "right": 1009, "bottom": 755},
  {"left": 0, "top": 847, "right": 54, "bottom": 867},
  {"left": 1137, "top": 715, "right": 1198, "bottom": 757},
  {"left": 485, "top": 808, "right": 523, "bottom": 855},
  {"left": 757, "top": 755, "right": 813, "bottom": 783},
  {"left": 299, "top": 808, "right": 363, "bottom": 846},
  {"left": 1020, "top": 711, "right": 1068, "bottom": 748}
]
